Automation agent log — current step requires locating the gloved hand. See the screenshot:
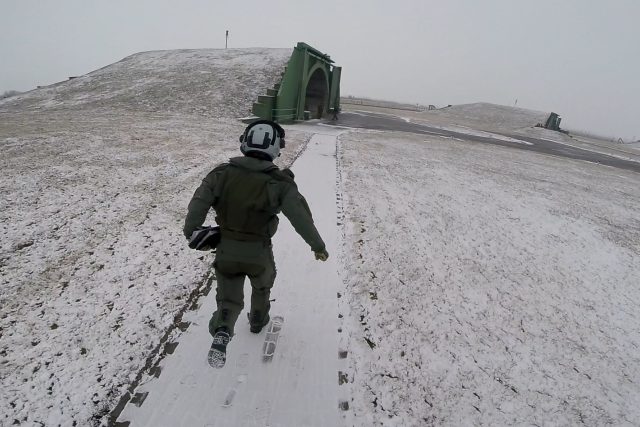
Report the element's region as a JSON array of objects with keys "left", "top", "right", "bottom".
[{"left": 314, "top": 249, "right": 329, "bottom": 261}]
